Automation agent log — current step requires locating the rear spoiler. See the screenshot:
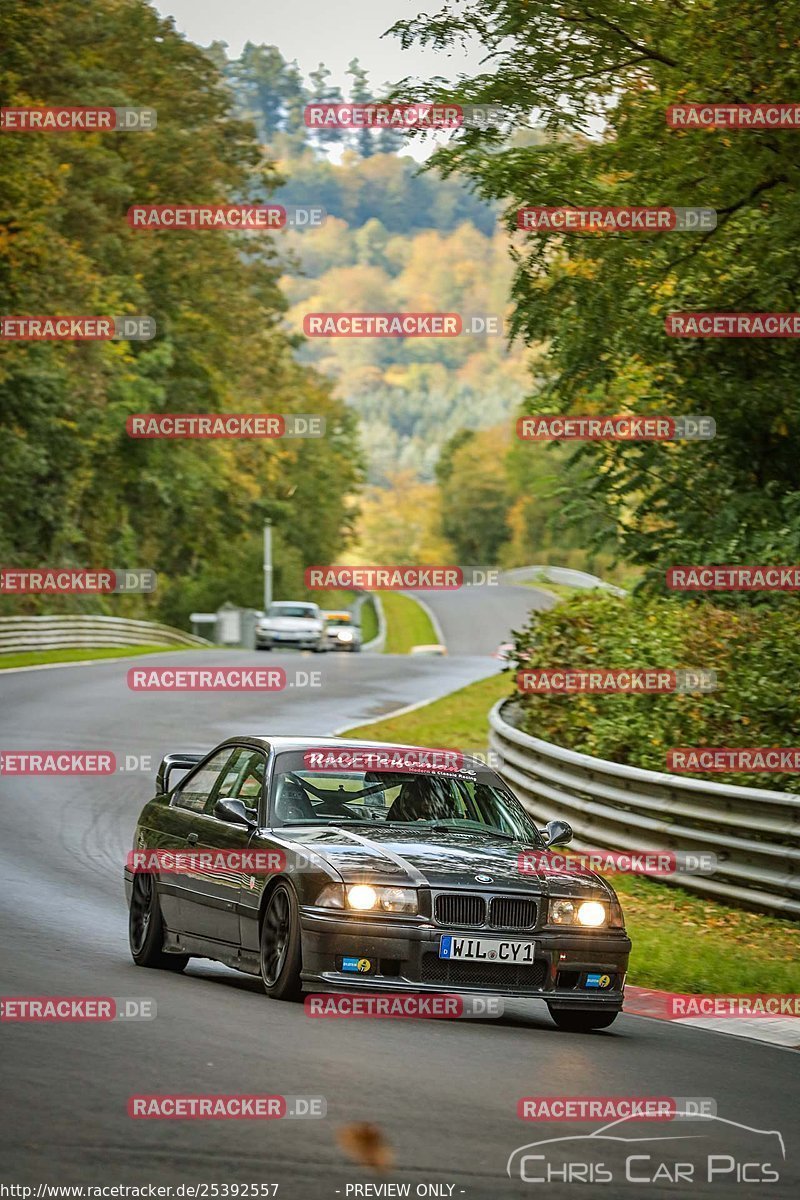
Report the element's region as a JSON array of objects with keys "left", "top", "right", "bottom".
[{"left": 156, "top": 752, "right": 205, "bottom": 795}]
